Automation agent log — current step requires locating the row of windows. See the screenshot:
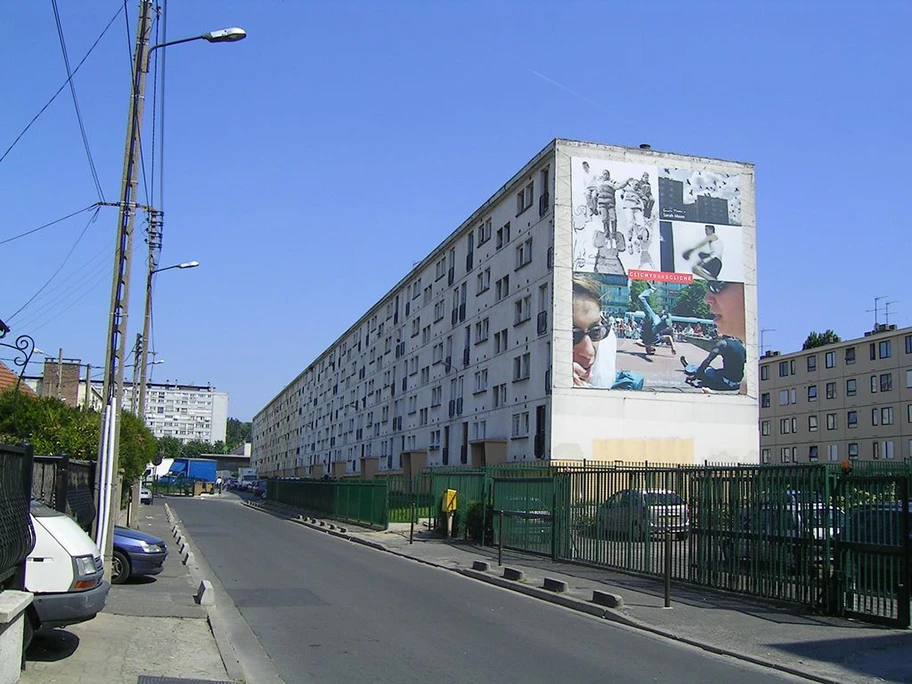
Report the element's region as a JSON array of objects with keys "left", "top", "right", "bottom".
[
  {"left": 761, "top": 335, "right": 912, "bottom": 380},
  {"left": 762, "top": 404, "right": 910, "bottom": 435},
  {"left": 761, "top": 440, "right": 902, "bottom": 464},
  {"left": 761, "top": 370, "right": 912, "bottom": 407}
]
